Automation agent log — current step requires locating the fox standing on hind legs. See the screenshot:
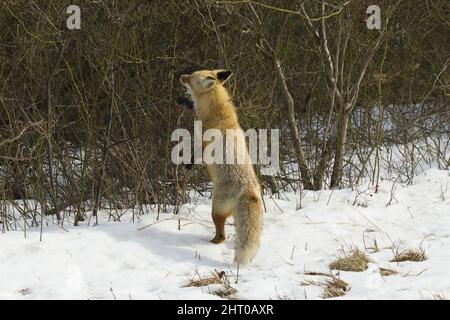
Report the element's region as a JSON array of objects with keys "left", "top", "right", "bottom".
[{"left": 180, "top": 69, "right": 263, "bottom": 265}]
